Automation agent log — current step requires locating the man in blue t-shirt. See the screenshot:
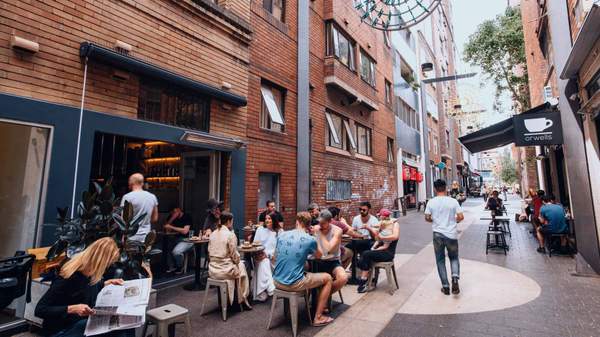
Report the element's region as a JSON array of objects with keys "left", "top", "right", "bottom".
[
  {"left": 536, "top": 195, "right": 569, "bottom": 253},
  {"left": 273, "top": 212, "right": 334, "bottom": 326}
]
